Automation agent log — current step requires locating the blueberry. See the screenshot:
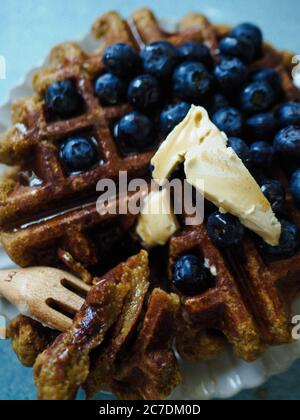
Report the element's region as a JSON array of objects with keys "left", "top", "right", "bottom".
[
  {"left": 250, "top": 141, "right": 274, "bottom": 167},
  {"left": 260, "top": 179, "right": 286, "bottom": 214},
  {"left": 94, "top": 73, "right": 126, "bottom": 106},
  {"left": 178, "top": 41, "right": 213, "bottom": 69},
  {"left": 159, "top": 102, "right": 190, "bottom": 135},
  {"left": 250, "top": 68, "right": 283, "bottom": 99},
  {"left": 60, "top": 136, "right": 98, "bottom": 172},
  {"left": 214, "top": 58, "right": 248, "bottom": 94},
  {"left": 173, "top": 61, "right": 213, "bottom": 103},
  {"left": 228, "top": 137, "right": 250, "bottom": 166},
  {"left": 274, "top": 126, "right": 300, "bottom": 160},
  {"left": 219, "top": 36, "right": 255, "bottom": 64},
  {"left": 45, "top": 80, "right": 83, "bottom": 118},
  {"left": 127, "top": 75, "right": 160, "bottom": 110},
  {"left": 102, "top": 43, "right": 141, "bottom": 78},
  {"left": 290, "top": 169, "right": 300, "bottom": 205},
  {"left": 212, "top": 107, "right": 244, "bottom": 137},
  {"left": 114, "top": 111, "right": 156, "bottom": 154},
  {"left": 206, "top": 93, "right": 230, "bottom": 115},
  {"left": 259, "top": 219, "right": 299, "bottom": 259},
  {"left": 276, "top": 102, "right": 300, "bottom": 128},
  {"left": 141, "top": 41, "right": 179, "bottom": 79},
  {"left": 240, "top": 82, "right": 275, "bottom": 115},
  {"left": 207, "top": 211, "right": 245, "bottom": 247},
  {"left": 172, "top": 254, "right": 211, "bottom": 296},
  {"left": 245, "top": 112, "right": 276, "bottom": 140},
  {"left": 230, "top": 23, "right": 263, "bottom": 57}
]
